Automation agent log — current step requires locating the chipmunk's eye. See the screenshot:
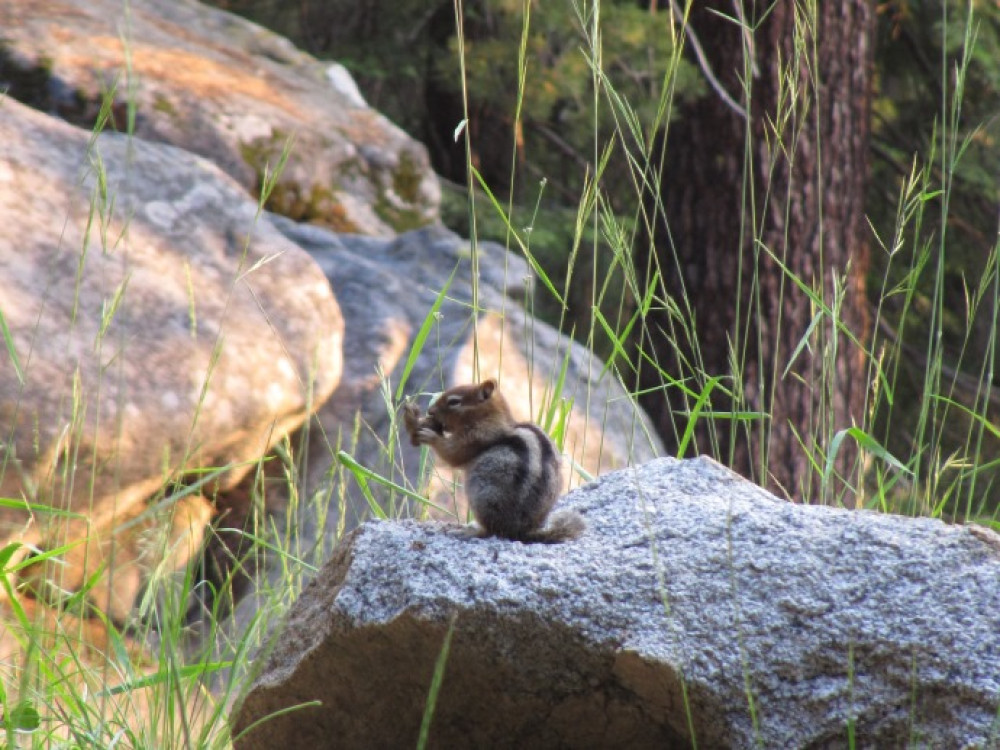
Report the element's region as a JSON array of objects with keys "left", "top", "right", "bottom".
[{"left": 446, "top": 395, "right": 462, "bottom": 408}]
